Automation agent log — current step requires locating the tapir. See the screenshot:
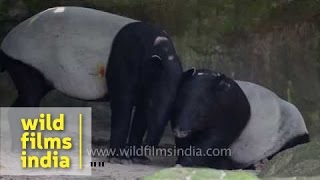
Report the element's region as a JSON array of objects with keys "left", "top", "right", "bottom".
[
  {"left": 172, "top": 68, "right": 309, "bottom": 169},
  {"left": 0, "top": 6, "right": 183, "bottom": 164}
]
